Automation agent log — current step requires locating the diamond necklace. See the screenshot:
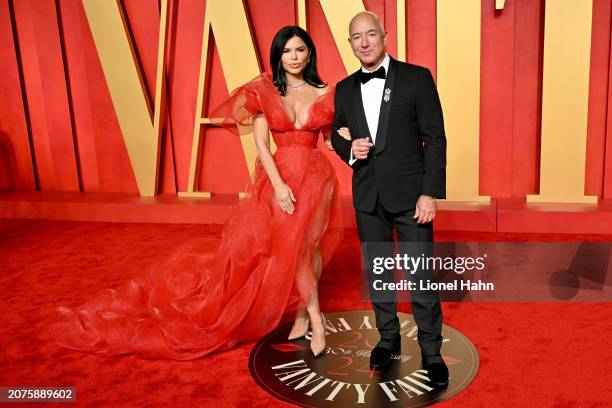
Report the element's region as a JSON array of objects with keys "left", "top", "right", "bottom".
[{"left": 288, "top": 80, "right": 306, "bottom": 90}]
